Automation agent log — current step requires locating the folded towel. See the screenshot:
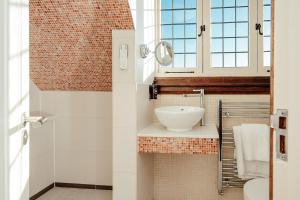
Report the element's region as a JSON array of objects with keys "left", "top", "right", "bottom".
[
  {"left": 241, "top": 124, "right": 270, "bottom": 162},
  {"left": 233, "top": 126, "right": 269, "bottom": 179}
]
